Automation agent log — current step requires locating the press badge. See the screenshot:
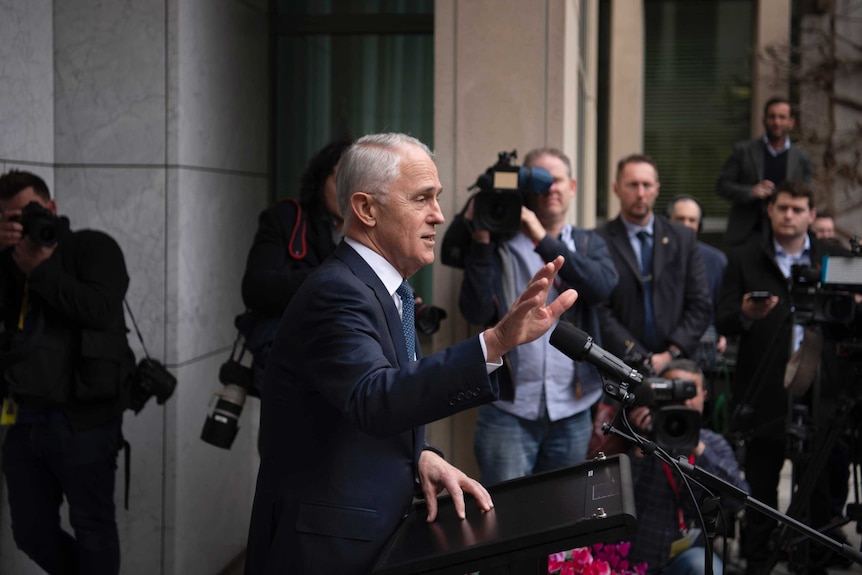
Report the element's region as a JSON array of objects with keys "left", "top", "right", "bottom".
[
  {"left": 1, "top": 397, "right": 18, "bottom": 426},
  {"left": 669, "top": 528, "right": 701, "bottom": 559}
]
